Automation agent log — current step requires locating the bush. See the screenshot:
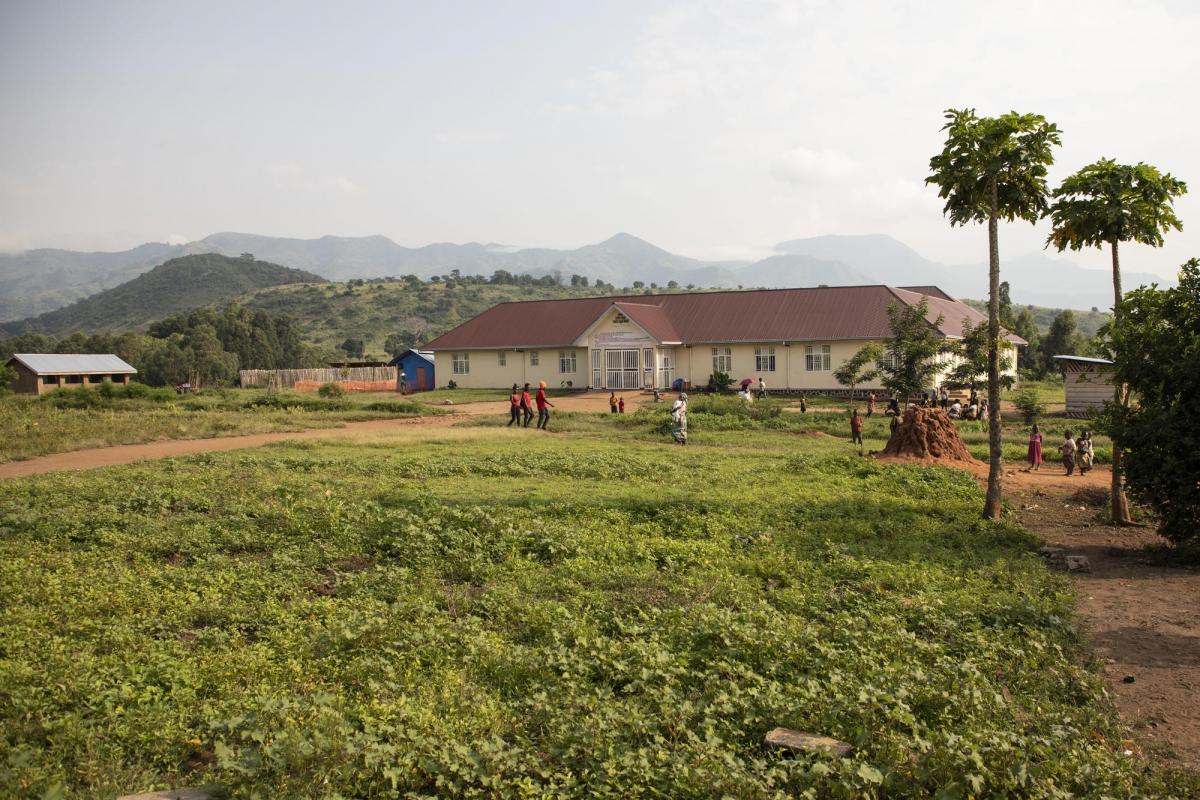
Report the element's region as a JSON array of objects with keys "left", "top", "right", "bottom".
[
  {"left": 317, "top": 382, "right": 346, "bottom": 398},
  {"left": 1012, "top": 385, "right": 1045, "bottom": 424},
  {"left": 1108, "top": 259, "right": 1200, "bottom": 546},
  {"left": 706, "top": 370, "right": 733, "bottom": 392},
  {"left": 0, "top": 363, "right": 15, "bottom": 395},
  {"left": 447, "top": 380, "right": 457, "bottom": 389}
]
